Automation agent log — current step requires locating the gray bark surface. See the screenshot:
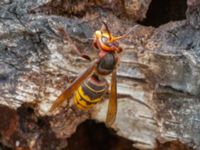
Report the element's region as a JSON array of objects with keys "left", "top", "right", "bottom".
[{"left": 0, "top": 0, "right": 199, "bottom": 149}]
